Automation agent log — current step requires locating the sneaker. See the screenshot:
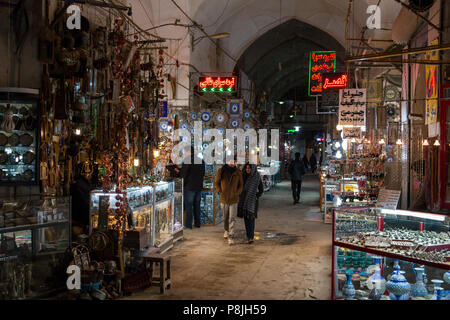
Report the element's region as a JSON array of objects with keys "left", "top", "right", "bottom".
[
  {"left": 248, "top": 239, "right": 254, "bottom": 244},
  {"left": 228, "top": 238, "right": 234, "bottom": 245},
  {"left": 224, "top": 231, "right": 229, "bottom": 239}
]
